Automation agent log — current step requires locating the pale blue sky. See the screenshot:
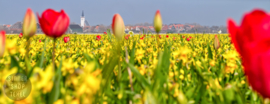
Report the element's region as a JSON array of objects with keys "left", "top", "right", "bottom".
[{"left": 0, "top": 0, "right": 269, "bottom": 26}]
